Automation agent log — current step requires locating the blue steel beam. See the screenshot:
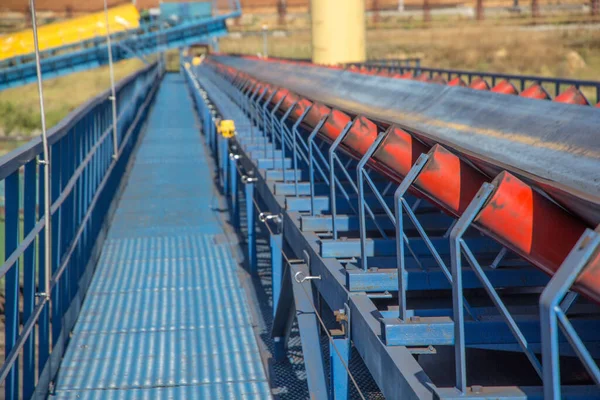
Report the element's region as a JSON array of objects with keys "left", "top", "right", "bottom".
[
  {"left": 290, "top": 262, "right": 329, "bottom": 399},
  {"left": 0, "top": 13, "right": 239, "bottom": 90}
]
